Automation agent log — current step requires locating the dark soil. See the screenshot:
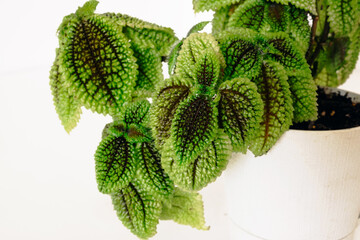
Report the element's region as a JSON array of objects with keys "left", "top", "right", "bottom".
[{"left": 291, "top": 87, "right": 360, "bottom": 130}]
